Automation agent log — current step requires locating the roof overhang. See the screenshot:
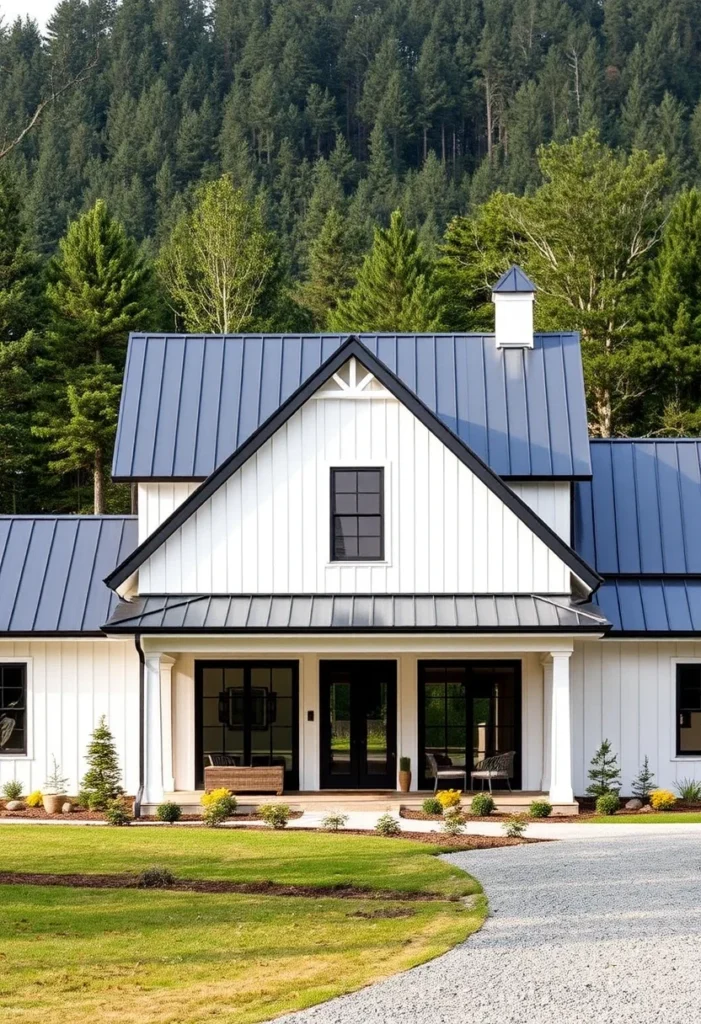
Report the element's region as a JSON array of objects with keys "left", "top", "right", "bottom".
[{"left": 105, "top": 336, "right": 602, "bottom": 594}]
